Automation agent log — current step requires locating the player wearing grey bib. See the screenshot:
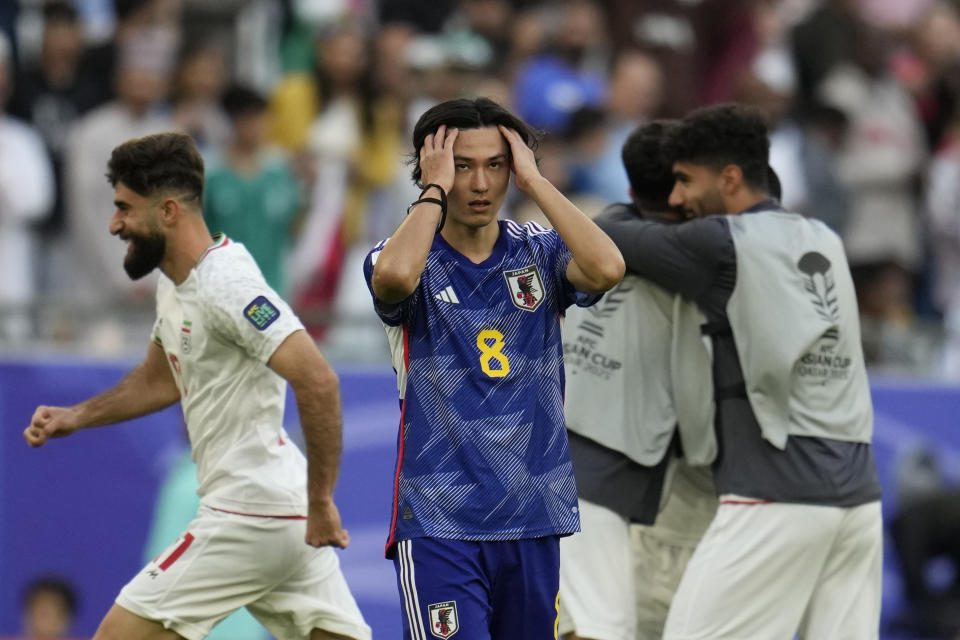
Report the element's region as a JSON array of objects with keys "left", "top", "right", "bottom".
[
  {"left": 558, "top": 122, "right": 718, "bottom": 640},
  {"left": 595, "top": 105, "right": 882, "bottom": 640},
  {"left": 23, "top": 133, "right": 370, "bottom": 640}
]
